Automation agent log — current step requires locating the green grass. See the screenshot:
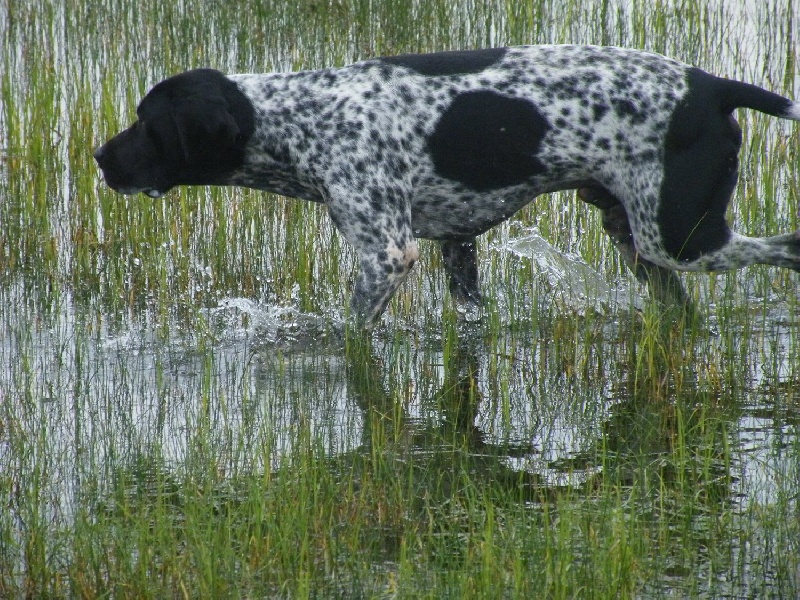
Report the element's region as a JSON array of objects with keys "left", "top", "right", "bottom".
[{"left": 2, "top": 0, "right": 800, "bottom": 597}]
